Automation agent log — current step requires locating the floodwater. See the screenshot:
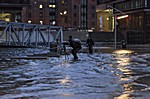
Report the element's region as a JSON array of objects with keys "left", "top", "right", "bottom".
[{"left": 0, "top": 48, "right": 150, "bottom": 99}]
